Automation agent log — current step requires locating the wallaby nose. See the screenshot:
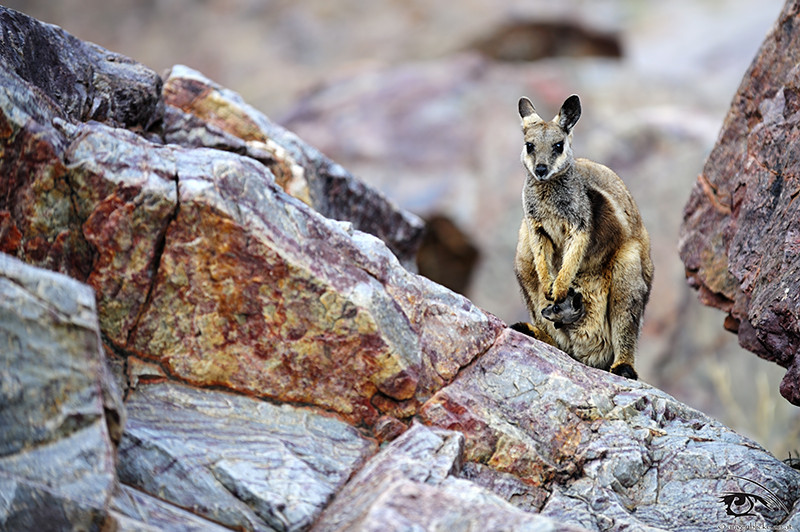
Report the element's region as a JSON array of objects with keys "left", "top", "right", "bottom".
[{"left": 535, "top": 164, "right": 548, "bottom": 178}]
